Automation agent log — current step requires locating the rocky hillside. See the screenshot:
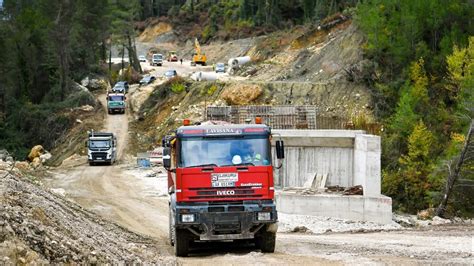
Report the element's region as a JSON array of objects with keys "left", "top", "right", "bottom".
[
  {"left": 130, "top": 17, "right": 374, "bottom": 152},
  {"left": 0, "top": 163, "right": 174, "bottom": 264}
]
